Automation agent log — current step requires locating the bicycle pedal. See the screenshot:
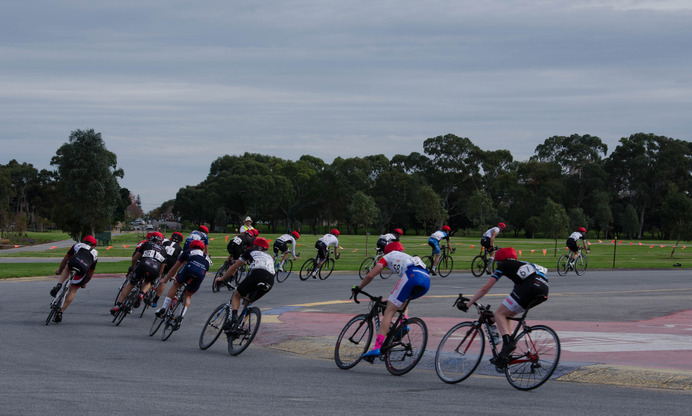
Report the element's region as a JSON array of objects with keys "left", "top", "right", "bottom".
[{"left": 362, "top": 355, "right": 376, "bottom": 364}]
